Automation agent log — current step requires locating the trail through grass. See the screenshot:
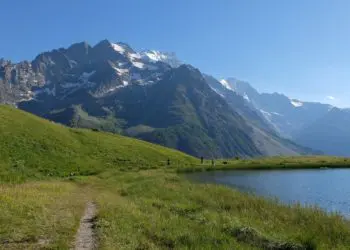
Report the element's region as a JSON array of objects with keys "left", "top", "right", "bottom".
[{"left": 73, "top": 201, "right": 98, "bottom": 250}]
